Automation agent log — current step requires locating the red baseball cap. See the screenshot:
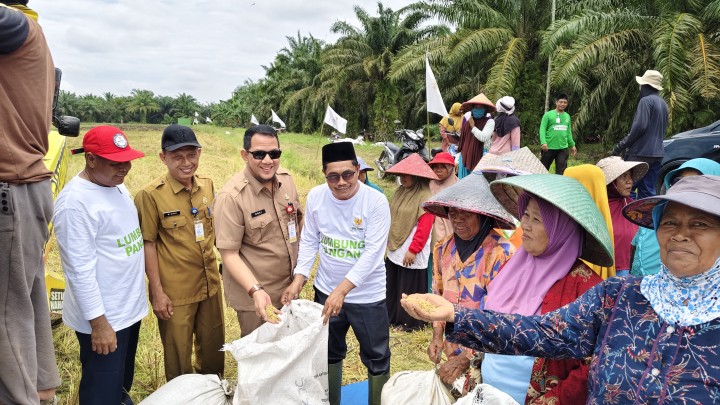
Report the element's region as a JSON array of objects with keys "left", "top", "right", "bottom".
[
  {"left": 73, "top": 126, "right": 145, "bottom": 162},
  {"left": 428, "top": 152, "right": 455, "bottom": 166}
]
